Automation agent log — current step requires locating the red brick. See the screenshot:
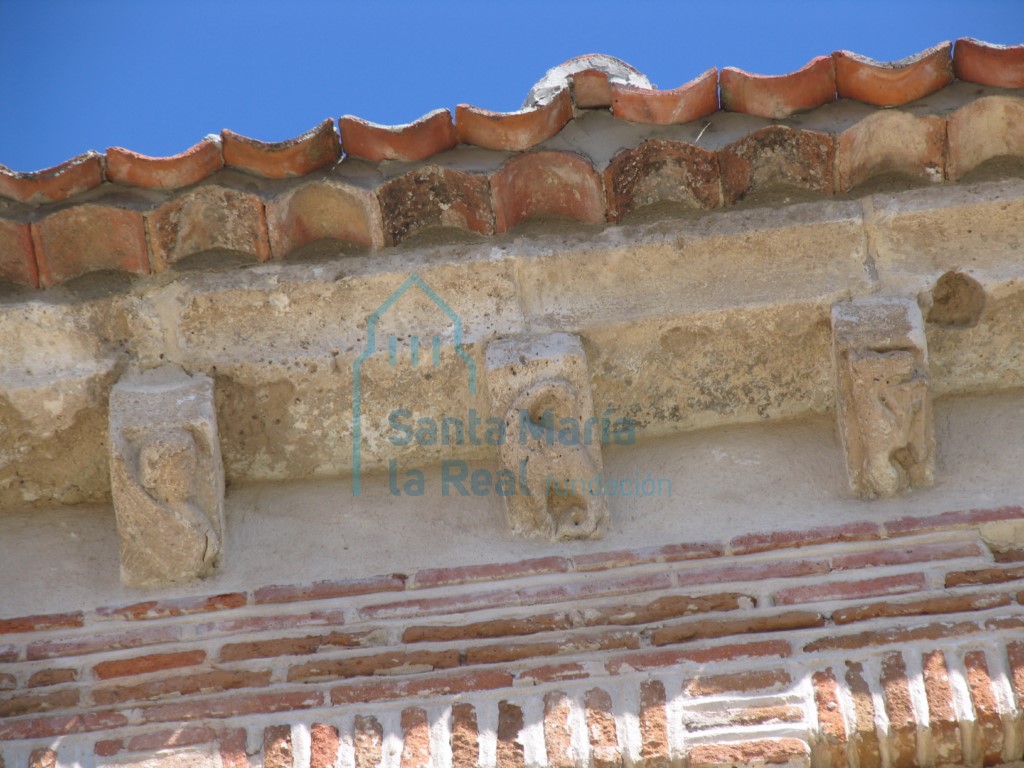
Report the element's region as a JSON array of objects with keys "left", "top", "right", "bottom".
[
  {"left": 834, "top": 540, "right": 982, "bottom": 571},
  {"left": 222, "top": 119, "right": 340, "bottom": 178},
  {"left": 0, "top": 611, "right": 83, "bottom": 635},
  {"left": 811, "top": 668, "right": 847, "bottom": 768},
  {"left": 774, "top": 572, "right": 926, "bottom": 606},
  {"left": 198, "top": 609, "right": 348, "bottom": 636},
  {"left": 610, "top": 68, "right": 718, "bottom": 125},
  {"left": 676, "top": 558, "right": 829, "bottom": 587},
  {"left": 833, "top": 592, "right": 1010, "bottom": 625},
  {"left": 1008, "top": 642, "right": 1024, "bottom": 706},
  {"left": 267, "top": 180, "right": 385, "bottom": 257},
  {"left": 411, "top": 556, "right": 570, "bottom": 589},
  {"left": 361, "top": 588, "right": 519, "bottom": 621},
  {"left": 403, "top": 613, "right": 571, "bottom": 644},
  {"left": 964, "top": 650, "right": 1004, "bottom": 765},
  {"left": 0, "top": 151, "right": 104, "bottom": 204},
  {"left": 139, "top": 689, "right": 323, "bottom": 724},
  {"left": 638, "top": 680, "right": 669, "bottom": 766},
  {"left": 491, "top": 151, "right": 606, "bottom": 234},
  {"left": 354, "top": 716, "right": 383, "bottom": 768},
  {"left": 805, "top": 620, "right": 978, "bottom": 653},
  {"left": 288, "top": 649, "right": 460, "bottom": 683},
  {"left": 922, "top": 651, "right": 963, "bottom": 764},
  {"left": 683, "top": 704, "right": 803, "bottom": 731},
  {"left": 0, "top": 710, "right": 128, "bottom": 740},
  {"left": 27, "top": 625, "right": 180, "bottom": 661},
  {"left": 93, "top": 649, "right": 207, "bottom": 680},
  {"left": 721, "top": 56, "right": 836, "bottom": 119},
  {"left": 719, "top": 125, "right": 836, "bottom": 204},
  {"left": 106, "top": 138, "right": 223, "bottom": 189},
  {"left": 687, "top": 738, "right": 810, "bottom": 768},
  {"left": 946, "top": 564, "right": 1024, "bottom": 588},
  {"left": 837, "top": 110, "right": 946, "bottom": 192},
  {"left": 219, "top": 728, "right": 249, "bottom": 768},
  {"left": 497, "top": 700, "right": 526, "bottom": 768},
  {"left": 685, "top": 669, "right": 792, "bottom": 697},
  {"left": 450, "top": 704, "right": 479, "bottom": 768},
  {"left": 255, "top": 574, "right": 408, "bottom": 605},
  {"left": 730, "top": 522, "right": 880, "bottom": 555},
  {"left": 880, "top": 653, "right": 916, "bottom": 768},
  {"left": 605, "top": 140, "right": 722, "bottom": 221},
  {"left": 834, "top": 43, "right": 953, "bottom": 106},
  {"left": 311, "top": 723, "right": 340, "bottom": 768},
  {"left": 0, "top": 218, "right": 37, "bottom": 287},
  {"left": 606, "top": 639, "right": 790, "bottom": 674},
  {"left": 28, "top": 748, "right": 57, "bottom": 768},
  {"left": 0, "top": 644, "right": 16, "bottom": 662},
  {"left": 264, "top": 724, "right": 294, "bottom": 768},
  {"left": 885, "top": 505, "right": 1023, "bottom": 537},
  {"left": 519, "top": 663, "right": 589, "bottom": 684},
  {"left": 340, "top": 109, "right": 457, "bottom": 163},
  {"left": 127, "top": 725, "right": 219, "bottom": 753},
  {"left": 377, "top": 166, "right": 493, "bottom": 245},
  {"left": 93, "top": 669, "right": 271, "bottom": 706},
  {"left": 97, "top": 592, "right": 247, "bottom": 621},
  {"left": 466, "top": 629, "right": 639, "bottom": 666},
  {"left": 32, "top": 203, "right": 150, "bottom": 287},
  {"left": 845, "top": 662, "right": 882, "bottom": 768},
  {"left": 518, "top": 573, "right": 673, "bottom": 604},
  {"left": 585, "top": 593, "right": 748, "bottom": 627},
  {"left": 954, "top": 38, "right": 1024, "bottom": 88},
  {"left": 651, "top": 609, "right": 823, "bottom": 646},
  {"left": 0, "top": 673, "right": 14, "bottom": 690},
  {"left": 219, "top": 629, "right": 377, "bottom": 662},
  {"left": 0, "top": 688, "right": 79, "bottom": 718},
  {"left": 584, "top": 688, "right": 620, "bottom": 768},
  {"left": 456, "top": 89, "right": 572, "bottom": 152},
  {"left": 572, "top": 541, "right": 722, "bottom": 572},
  {"left": 543, "top": 692, "right": 574, "bottom": 768},
  {"left": 94, "top": 740, "right": 123, "bottom": 757},
  {"left": 401, "top": 707, "right": 431, "bottom": 768},
  {"left": 332, "top": 669, "right": 513, "bottom": 705},
  {"left": 146, "top": 185, "right": 270, "bottom": 269}
]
